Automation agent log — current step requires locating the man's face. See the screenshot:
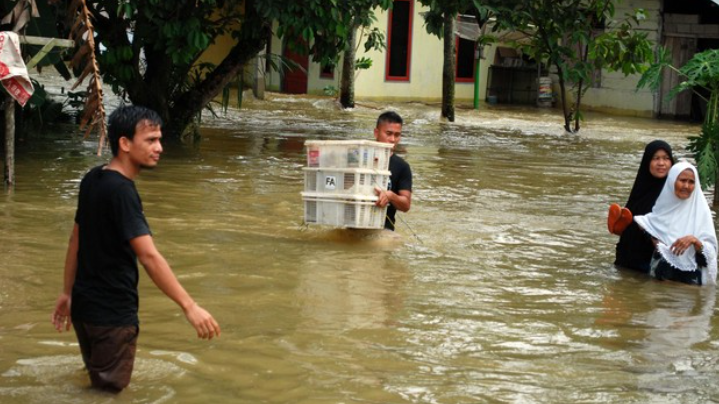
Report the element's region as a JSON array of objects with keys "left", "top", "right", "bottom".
[
  {"left": 126, "top": 122, "right": 163, "bottom": 169},
  {"left": 674, "top": 169, "right": 696, "bottom": 200},
  {"left": 374, "top": 121, "right": 402, "bottom": 150}
]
